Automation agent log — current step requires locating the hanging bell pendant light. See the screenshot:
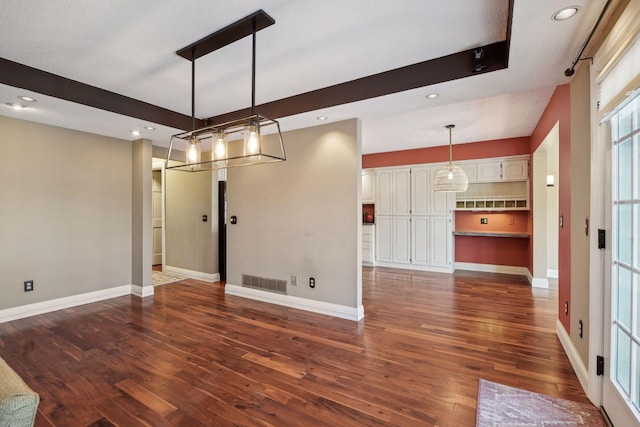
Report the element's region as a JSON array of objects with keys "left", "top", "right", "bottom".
[{"left": 433, "top": 124, "right": 469, "bottom": 192}]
